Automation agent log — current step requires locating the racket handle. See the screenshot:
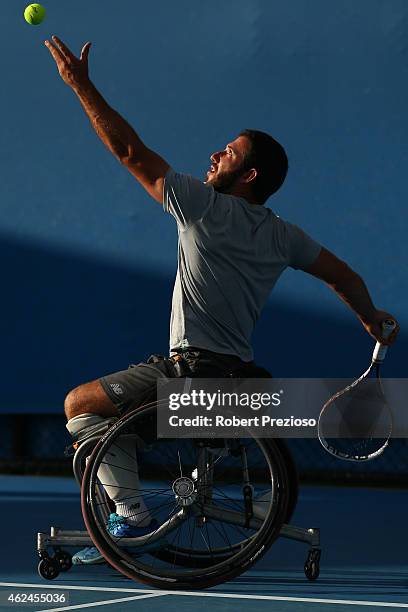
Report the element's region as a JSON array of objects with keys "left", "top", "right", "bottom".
[{"left": 372, "top": 319, "right": 396, "bottom": 363}]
